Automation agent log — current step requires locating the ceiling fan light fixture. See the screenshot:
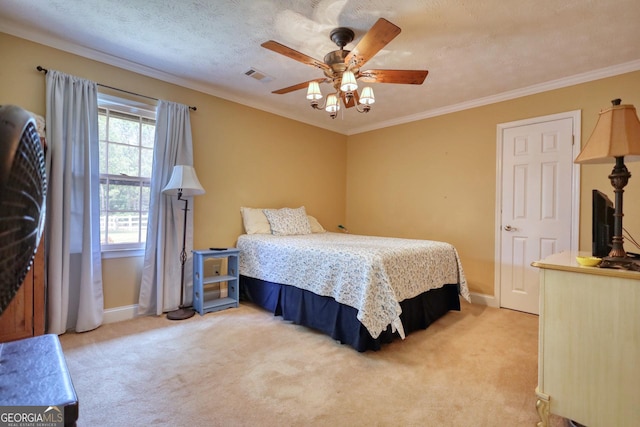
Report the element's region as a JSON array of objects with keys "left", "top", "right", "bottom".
[
  {"left": 325, "top": 93, "right": 340, "bottom": 113},
  {"left": 359, "top": 86, "right": 375, "bottom": 105},
  {"left": 340, "top": 70, "right": 358, "bottom": 92},
  {"left": 262, "top": 18, "right": 428, "bottom": 120},
  {"left": 306, "top": 81, "right": 323, "bottom": 101}
]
